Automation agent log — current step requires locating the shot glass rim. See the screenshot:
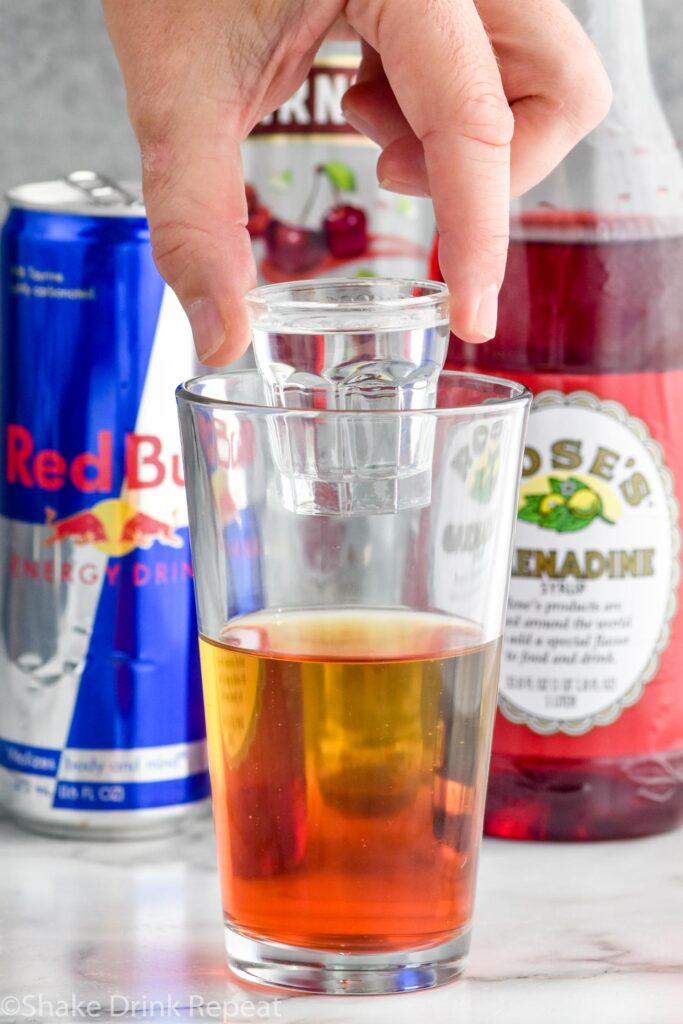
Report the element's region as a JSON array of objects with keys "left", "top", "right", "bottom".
[
  {"left": 176, "top": 368, "right": 532, "bottom": 417},
  {"left": 245, "top": 277, "right": 450, "bottom": 329}
]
